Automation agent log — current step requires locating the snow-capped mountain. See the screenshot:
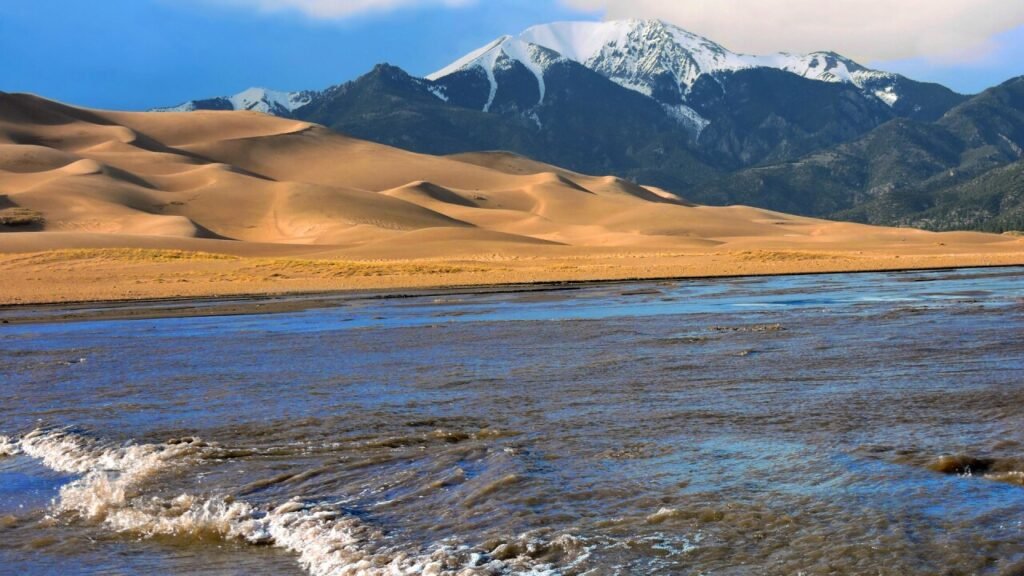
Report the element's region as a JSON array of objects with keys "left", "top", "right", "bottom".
[
  {"left": 425, "top": 36, "right": 564, "bottom": 112},
  {"left": 155, "top": 19, "right": 952, "bottom": 126},
  {"left": 153, "top": 87, "right": 318, "bottom": 116},
  {"left": 434, "top": 19, "right": 904, "bottom": 110},
  {"left": 153, "top": 18, "right": 965, "bottom": 176}
]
